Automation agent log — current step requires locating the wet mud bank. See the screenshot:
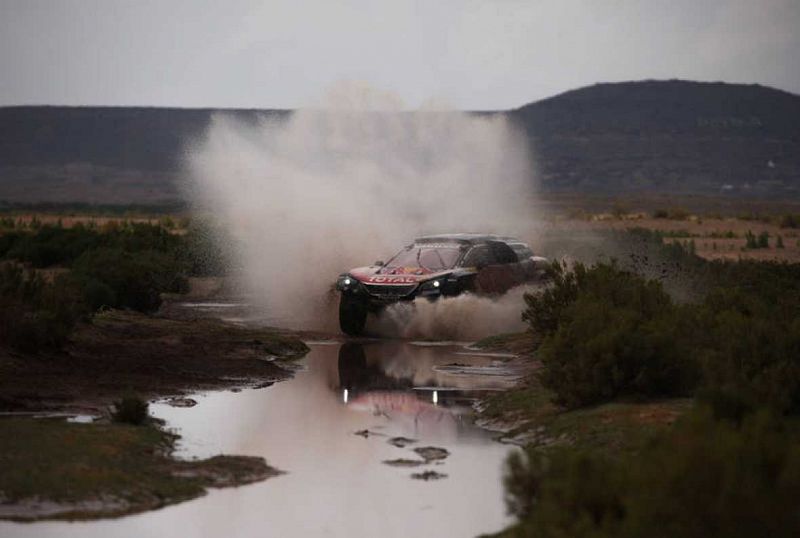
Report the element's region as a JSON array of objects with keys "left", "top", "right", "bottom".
[
  {"left": 0, "top": 306, "right": 309, "bottom": 522},
  {"left": 0, "top": 418, "right": 283, "bottom": 522},
  {"left": 471, "top": 333, "right": 691, "bottom": 454},
  {"left": 0, "top": 309, "right": 309, "bottom": 415}
]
